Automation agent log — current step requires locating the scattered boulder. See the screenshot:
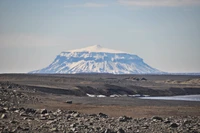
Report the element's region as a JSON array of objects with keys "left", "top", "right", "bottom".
[
  {"left": 118, "top": 116, "right": 132, "bottom": 122},
  {"left": 19, "top": 107, "right": 25, "bottom": 111},
  {"left": 66, "top": 100, "right": 72, "bottom": 104},
  {"left": 99, "top": 113, "right": 108, "bottom": 118},
  {"left": 152, "top": 116, "right": 163, "bottom": 121},
  {"left": 117, "top": 128, "right": 125, "bottom": 133},
  {"left": 141, "top": 78, "right": 147, "bottom": 81},
  {"left": 20, "top": 112, "right": 29, "bottom": 117},
  {"left": 40, "top": 109, "right": 48, "bottom": 114},
  {"left": 70, "top": 123, "right": 77, "bottom": 128},
  {"left": 25, "top": 108, "right": 36, "bottom": 114},
  {"left": 68, "top": 110, "right": 76, "bottom": 114},
  {"left": 49, "top": 128, "right": 58, "bottom": 132},
  {"left": 104, "top": 129, "right": 112, "bottom": 133},
  {"left": 9, "top": 107, "right": 17, "bottom": 111},
  {"left": 1, "top": 114, "right": 7, "bottom": 119},
  {"left": 170, "top": 123, "right": 179, "bottom": 128},
  {"left": 183, "top": 119, "right": 192, "bottom": 125},
  {"left": 164, "top": 118, "right": 171, "bottom": 124},
  {"left": 39, "top": 116, "right": 47, "bottom": 120},
  {"left": 0, "top": 107, "right": 6, "bottom": 113},
  {"left": 73, "top": 113, "right": 80, "bottom": 117},
  {"left": 22, "top": 127, "right": 29, "bottom": 131},
  {"left": 135, "top": 78, "right": 140, "bottom": 81},
  {"left": 46, "top": 120, "right": 56, "bottom": 125},
  {"left": 70, "top": 128, "right": 76, "bottom": 132},
  {"left": 89, "top": 114, "right": 97, "bottom": 117}
]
